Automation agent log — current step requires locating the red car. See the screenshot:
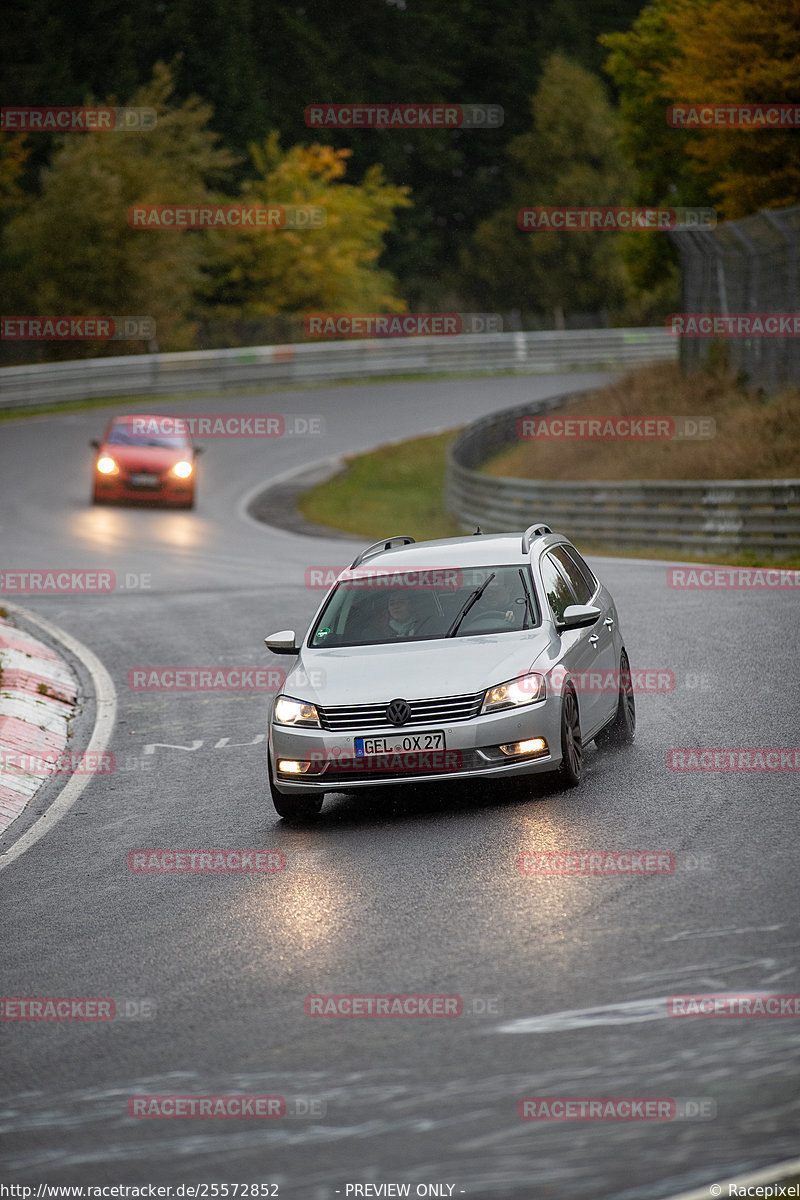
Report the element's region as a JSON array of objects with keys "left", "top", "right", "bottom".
[{"left": 90, "top": 414, "right": 202, "bottom": 508}]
